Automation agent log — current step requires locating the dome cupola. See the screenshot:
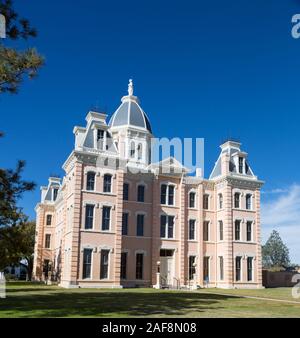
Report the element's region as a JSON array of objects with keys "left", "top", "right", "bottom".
[{"left": 109, "top": 80, "right": 152, "bottom": 133}]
